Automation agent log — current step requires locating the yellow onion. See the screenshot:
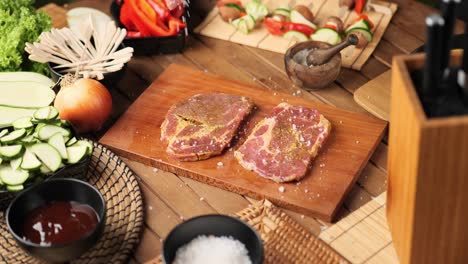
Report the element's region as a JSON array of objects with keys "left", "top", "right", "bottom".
[{"left": 54, "top": 77, "right": 112, "bottom": 133}]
